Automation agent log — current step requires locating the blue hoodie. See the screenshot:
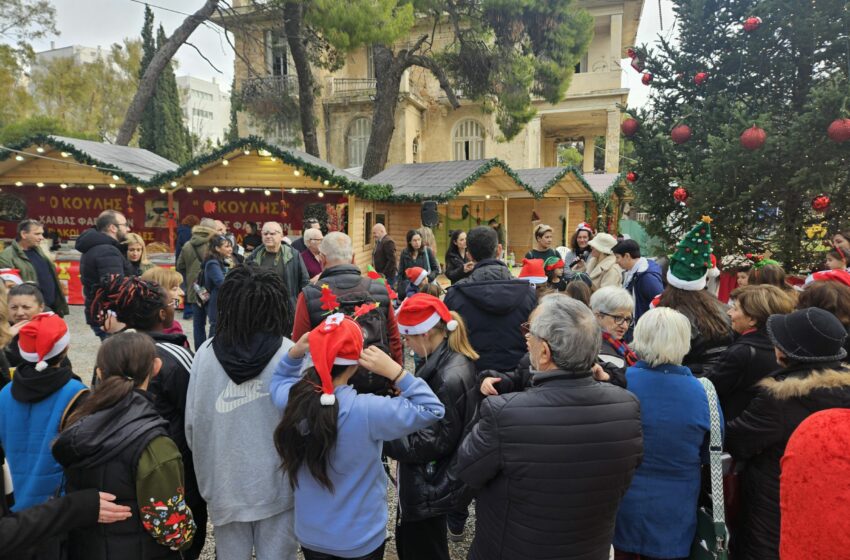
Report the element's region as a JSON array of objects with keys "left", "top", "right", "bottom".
[{"left": 270, "top": 354, "right": 445, "bottom": 558}]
